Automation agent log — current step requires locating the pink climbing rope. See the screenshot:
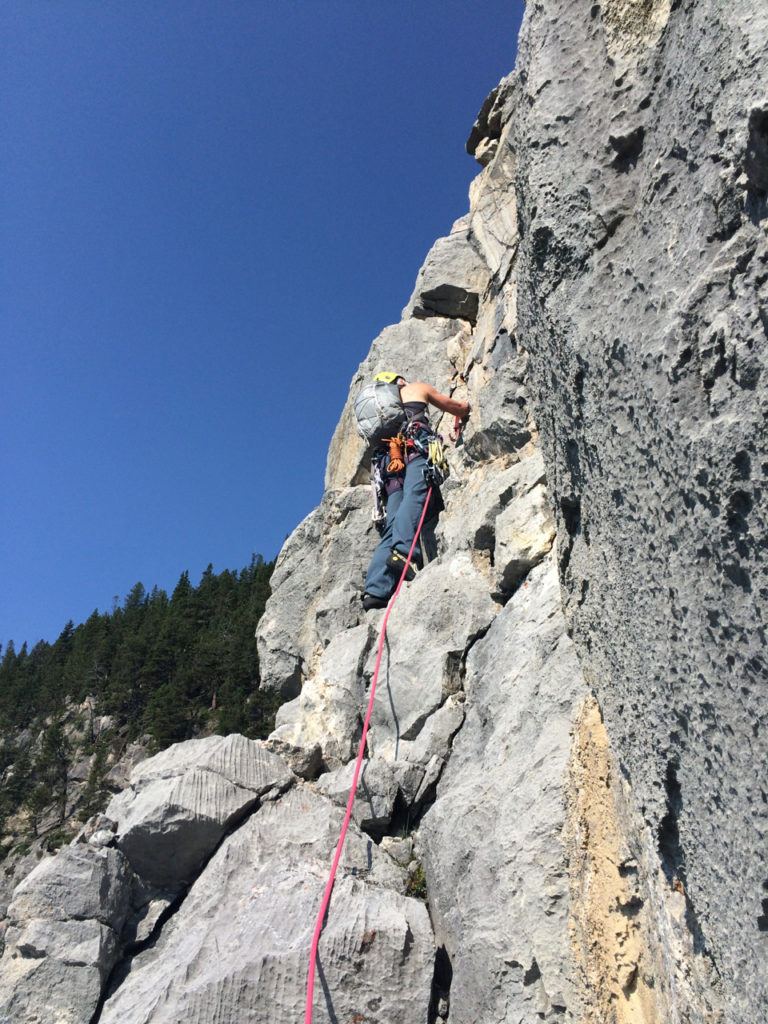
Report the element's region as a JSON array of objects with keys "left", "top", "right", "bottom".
[{"left": 304, "top": 486, "right": 434, "bottom": 1024}]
